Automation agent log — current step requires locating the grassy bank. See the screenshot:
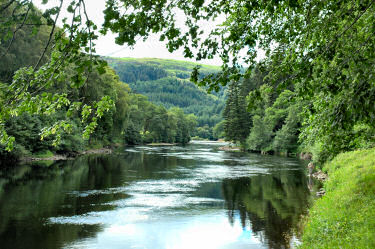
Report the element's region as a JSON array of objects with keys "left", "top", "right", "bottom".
[{"left": 300, "top": 148, "right": 375, "bottom": 248}]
